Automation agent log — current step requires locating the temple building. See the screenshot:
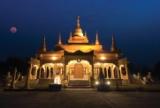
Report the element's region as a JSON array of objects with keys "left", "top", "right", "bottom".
[{"left": 27, "top": 17, "right": 129, "bottom": 88}]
